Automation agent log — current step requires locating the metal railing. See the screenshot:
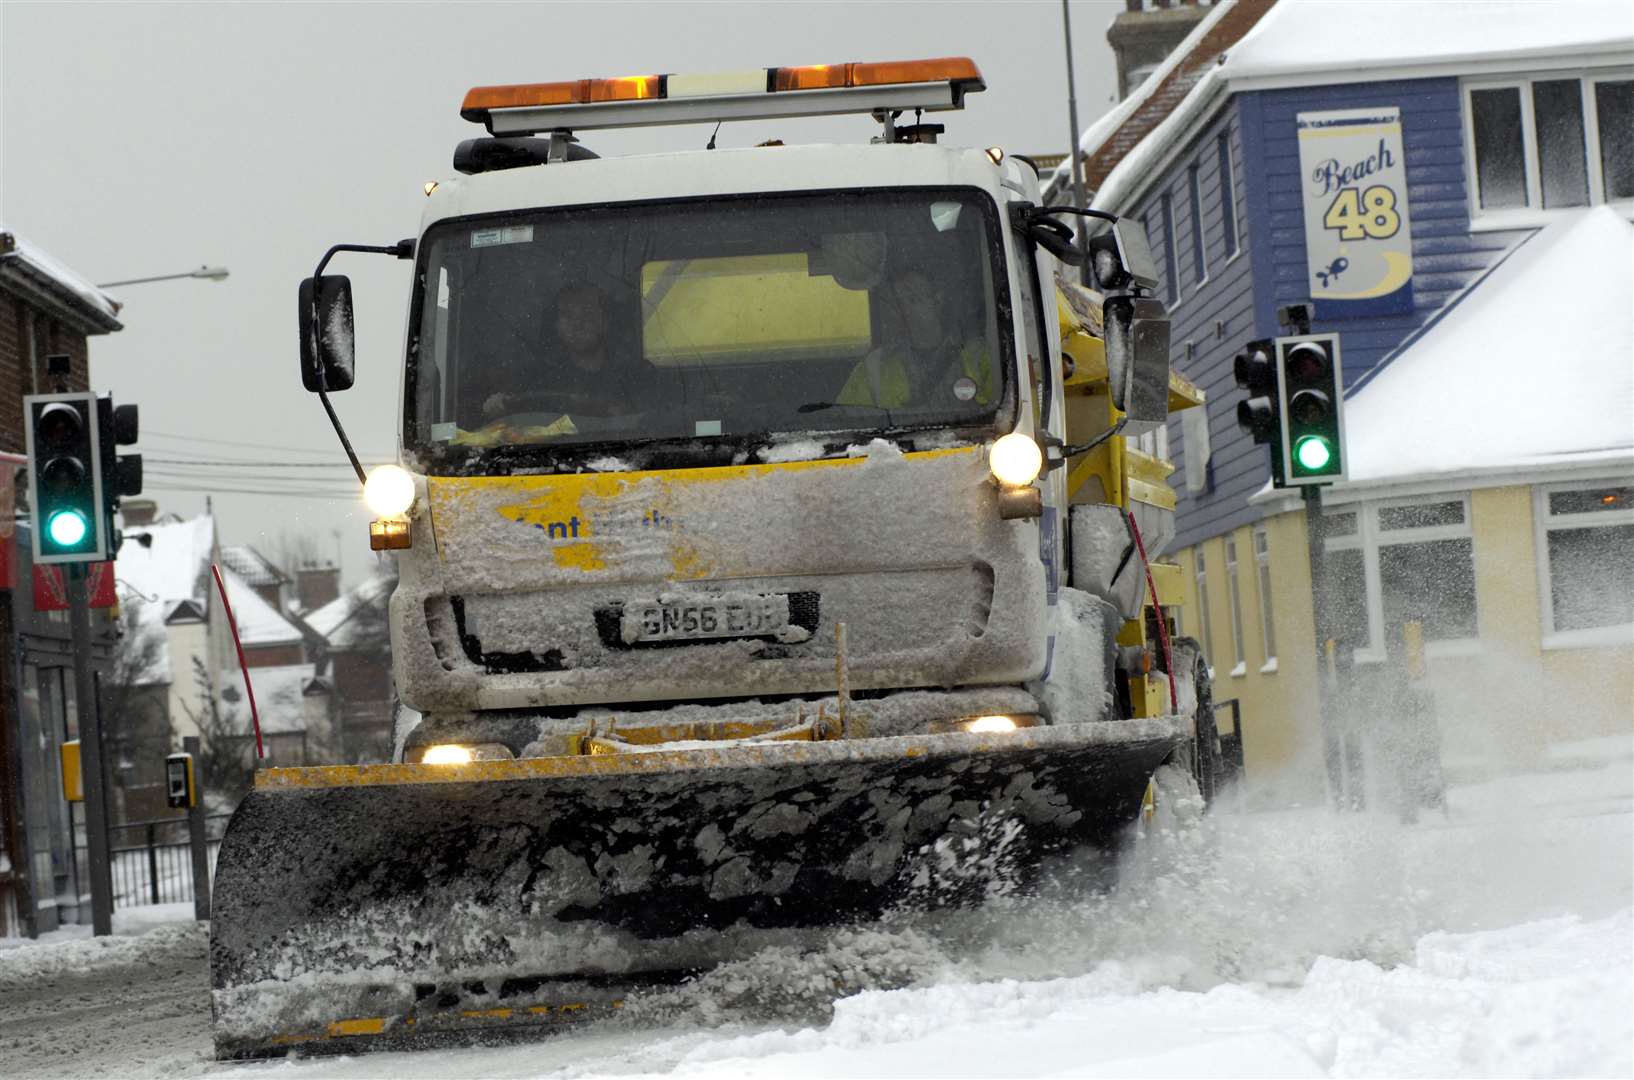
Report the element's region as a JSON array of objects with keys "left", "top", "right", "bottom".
[{"left": 75, "top": 814, "right": 231, "bottom": 909}]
